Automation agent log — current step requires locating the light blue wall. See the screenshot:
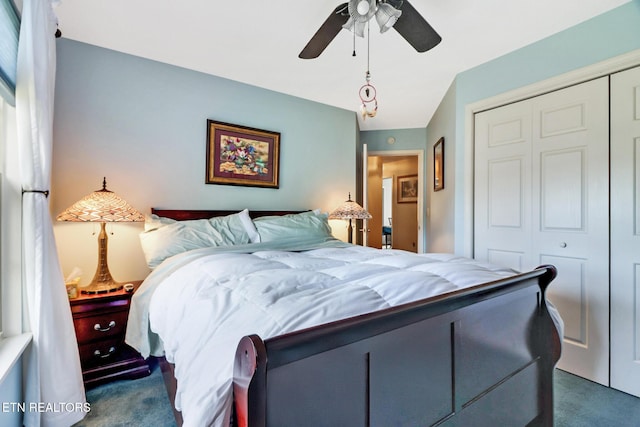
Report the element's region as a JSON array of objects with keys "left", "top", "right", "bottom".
[
  {"left": 446, "top": 1, "right": 640, "bottom": 254},
  {"left": 0, "top": 360, "right": 22, "bottom": 426},
  {"left": 425, "top": 80, "right": 456, "bottom": 253},
  {"left": 360, "top": 127, "right": 427, "bottom": 152},
  {"left": 52, "top": 39, "right": 358, "bottom": 281}
]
